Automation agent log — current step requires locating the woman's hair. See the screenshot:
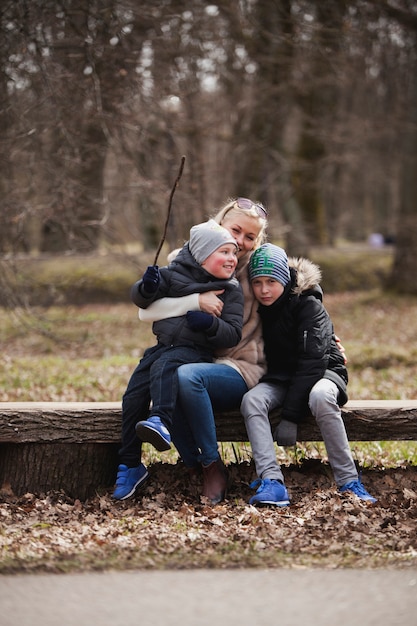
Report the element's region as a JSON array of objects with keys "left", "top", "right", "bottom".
[{"left": 212, "top": 197, "right": 268, "bottom": 251}]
